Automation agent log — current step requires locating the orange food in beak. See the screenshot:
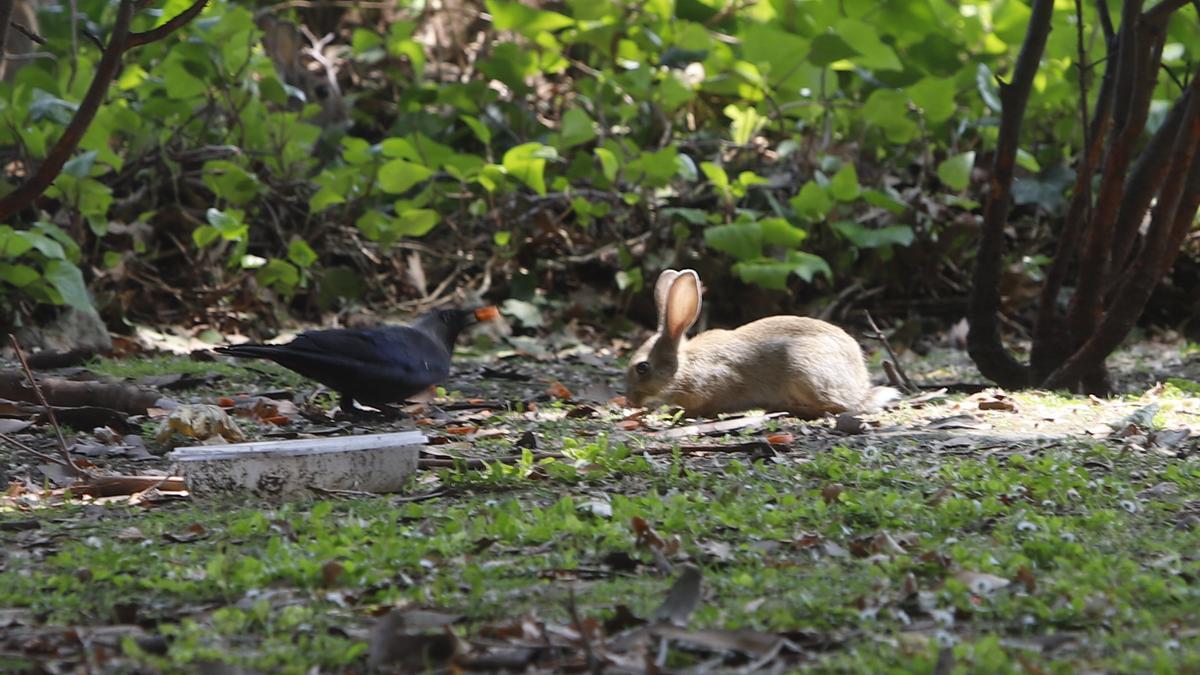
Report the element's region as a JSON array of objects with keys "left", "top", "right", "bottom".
[{"left": 474, "top": 305, "right": 500, "bottom": 322}]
